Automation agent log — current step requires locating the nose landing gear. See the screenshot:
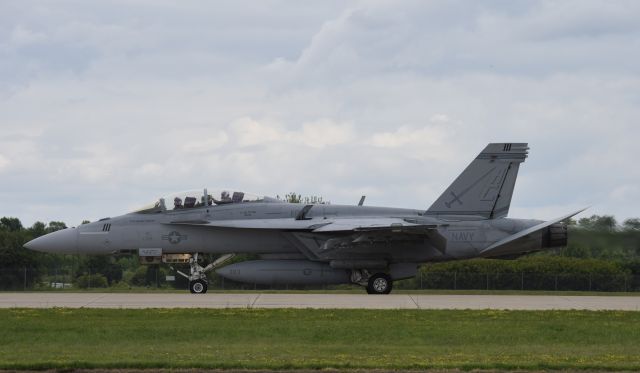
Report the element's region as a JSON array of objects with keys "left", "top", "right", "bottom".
[{"left": 173, "top": 253, "right": 235, "bottom": 294}]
